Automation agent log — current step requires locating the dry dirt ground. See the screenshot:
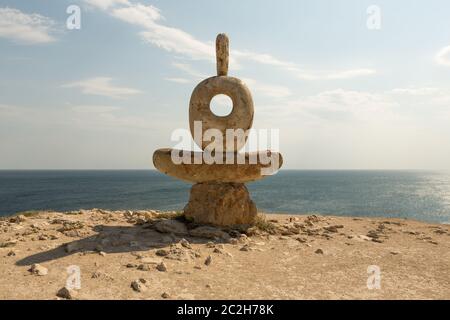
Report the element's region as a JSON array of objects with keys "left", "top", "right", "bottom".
[{"left": 1, "top": 209, "right": 449, "bottom": 300}]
